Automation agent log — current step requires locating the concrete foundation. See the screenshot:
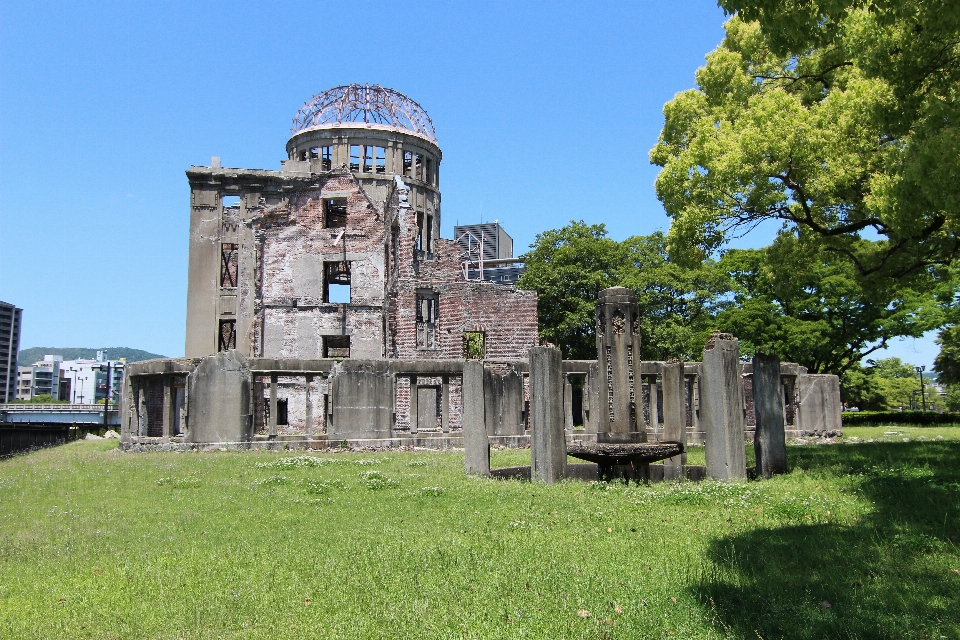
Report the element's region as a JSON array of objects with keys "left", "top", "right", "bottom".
[
  {"left": 701, "top": 334, "right": 747, "bottom": 481},
  {"left": 529, "top": 346, "right": 566, "bottom": 483},
  {"left": 752, "top": 353, "right": 788, "bottom": 478},
  {"left": 186, "top": 351, "right": 251, "bottom": 444},
  {"left": 796, "top": 374, "right": 843, "bottom": 436},
  {"left": 462, "top": 360, "right": 490, "bottom": 476}
]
